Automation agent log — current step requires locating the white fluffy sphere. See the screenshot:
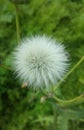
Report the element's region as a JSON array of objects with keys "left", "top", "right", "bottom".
[{"left": 13, "top": 35, "right": 69, "bottom": 89}]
